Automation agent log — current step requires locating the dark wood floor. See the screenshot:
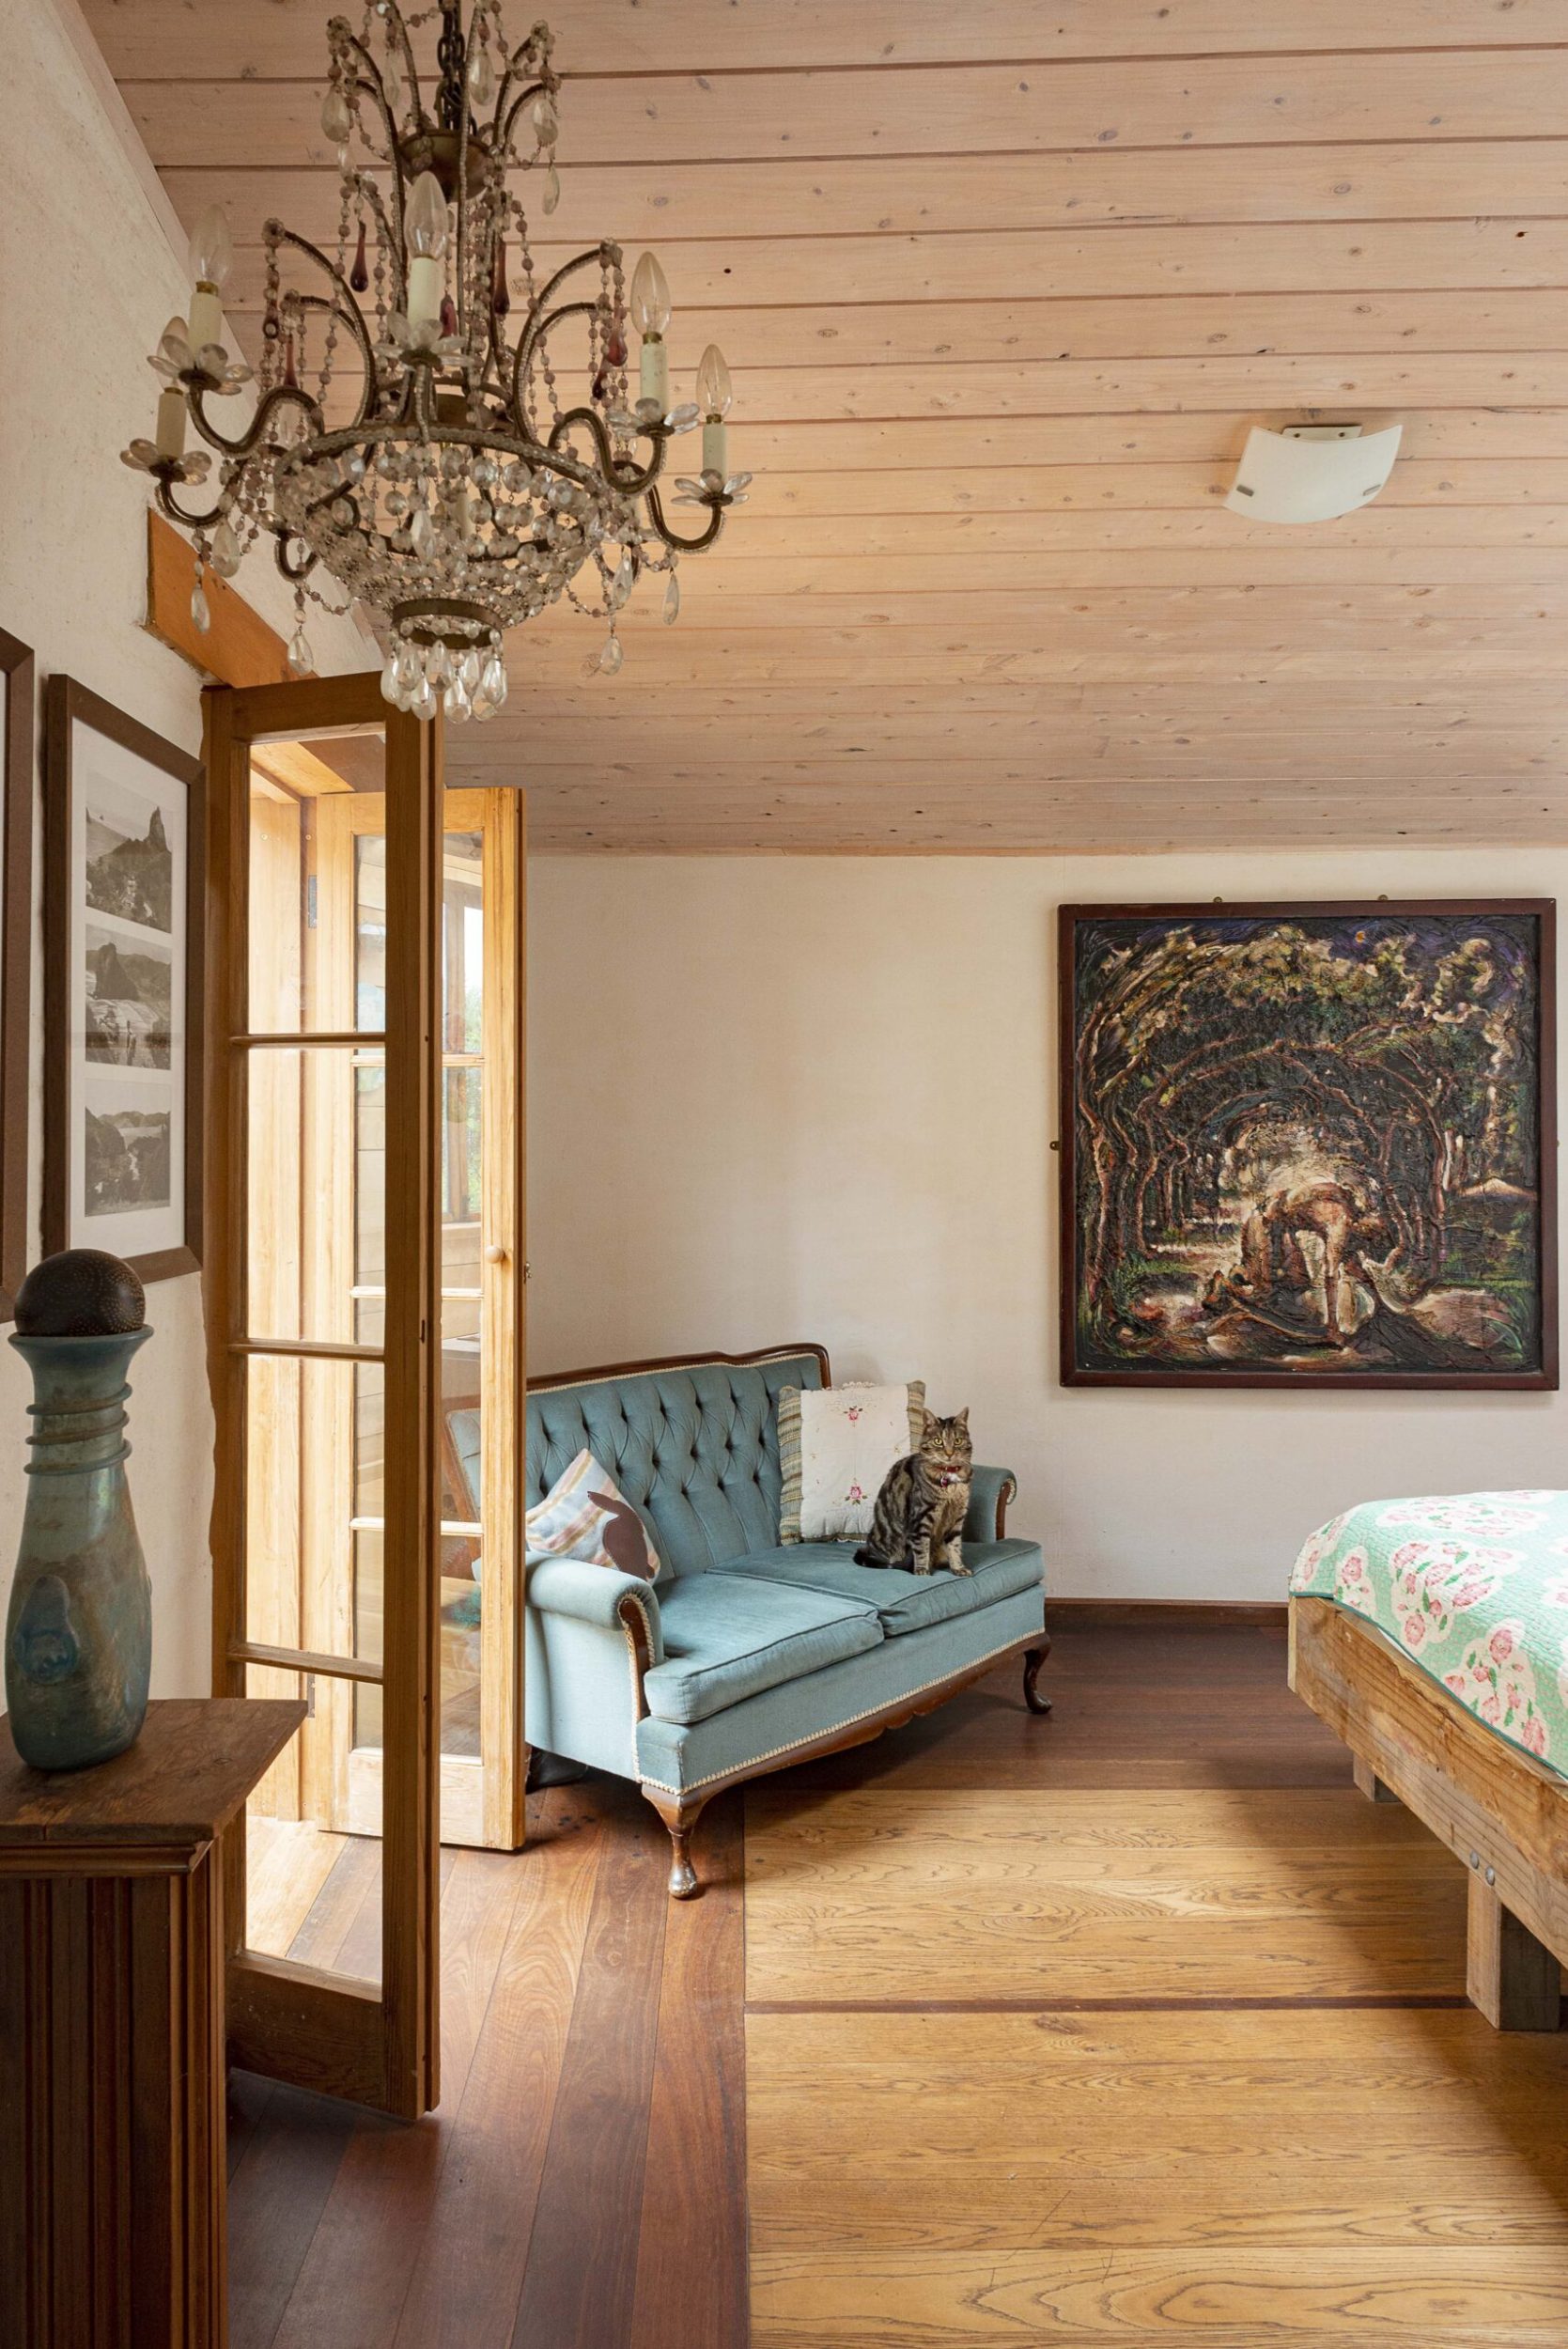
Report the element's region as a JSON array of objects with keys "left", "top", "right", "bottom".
[{"left": 227, "top": 1618, "right": 1396, "bottom": 2349}]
